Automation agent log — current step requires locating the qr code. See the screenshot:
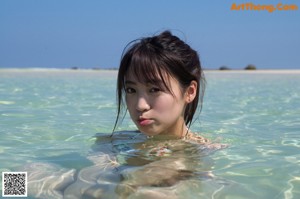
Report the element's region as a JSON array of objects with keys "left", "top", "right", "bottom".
[{"left": 2, "top": 172, "right": 27, "bottom": 197}]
